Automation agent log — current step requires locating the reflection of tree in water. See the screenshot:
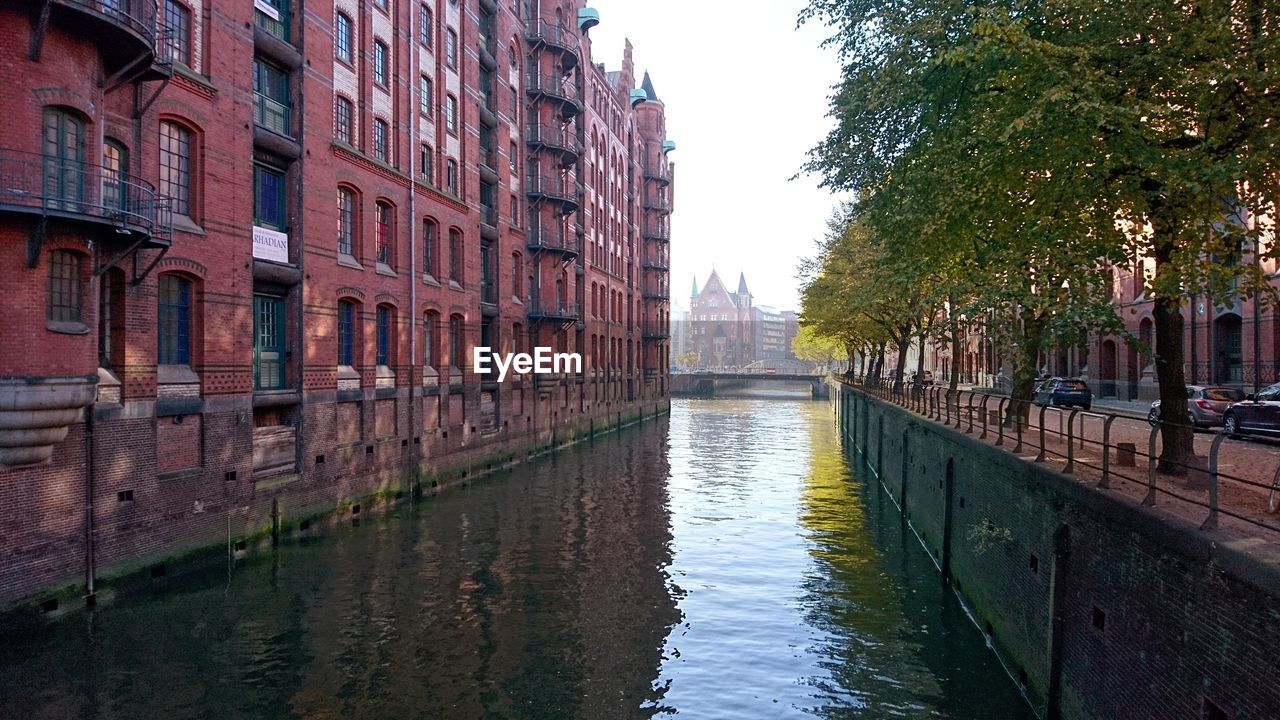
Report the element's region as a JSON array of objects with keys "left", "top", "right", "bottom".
[
  {"left": 798, "top": 406, "right": 1034, "bottom": 720},
  {"left": 0, "top": 419, "right": 681, "bottom": 720}
]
